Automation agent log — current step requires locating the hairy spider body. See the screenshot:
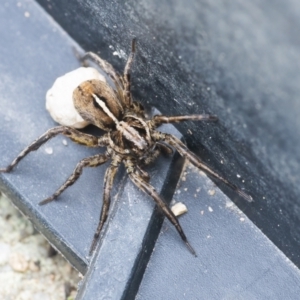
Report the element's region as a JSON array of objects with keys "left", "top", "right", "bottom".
[{"left": 0, "top": 39, "right": 252, "bottom": 256}]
